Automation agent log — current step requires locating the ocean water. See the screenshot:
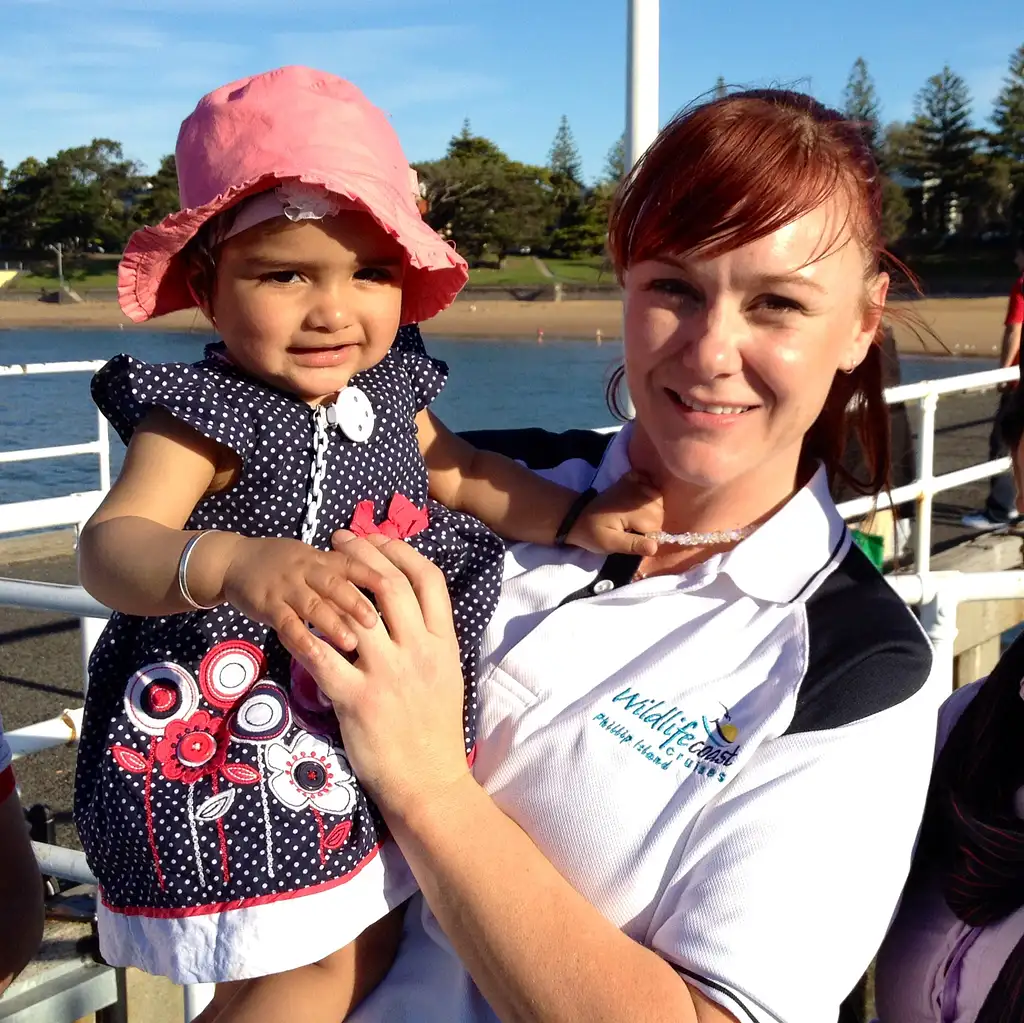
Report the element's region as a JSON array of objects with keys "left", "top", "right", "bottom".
[{"left": 0, "top": 328, "right": 995, "bottom": 504}]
